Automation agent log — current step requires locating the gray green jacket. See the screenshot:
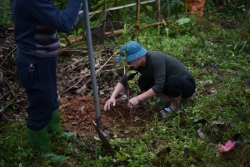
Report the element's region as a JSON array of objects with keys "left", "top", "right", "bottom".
[{"left": 119, "top": 51, "right": 192, "bottom": 94}]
